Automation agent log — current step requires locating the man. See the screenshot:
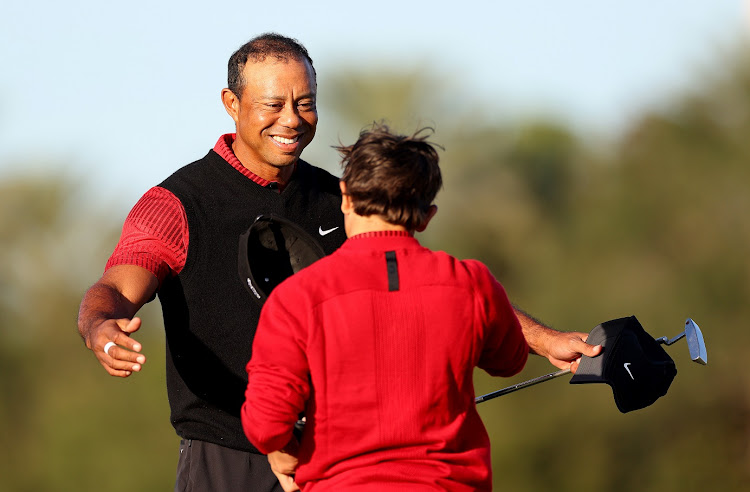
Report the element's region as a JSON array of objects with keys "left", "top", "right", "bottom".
[
  {"left": 78, "top": 34, "right": 598, "bottom": 491},
  {"left": 242, "top": 124, "right": 599, "bottom": 491},
  {"left": 77, "top": 34, "right": 346, "bottom": 491}
]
